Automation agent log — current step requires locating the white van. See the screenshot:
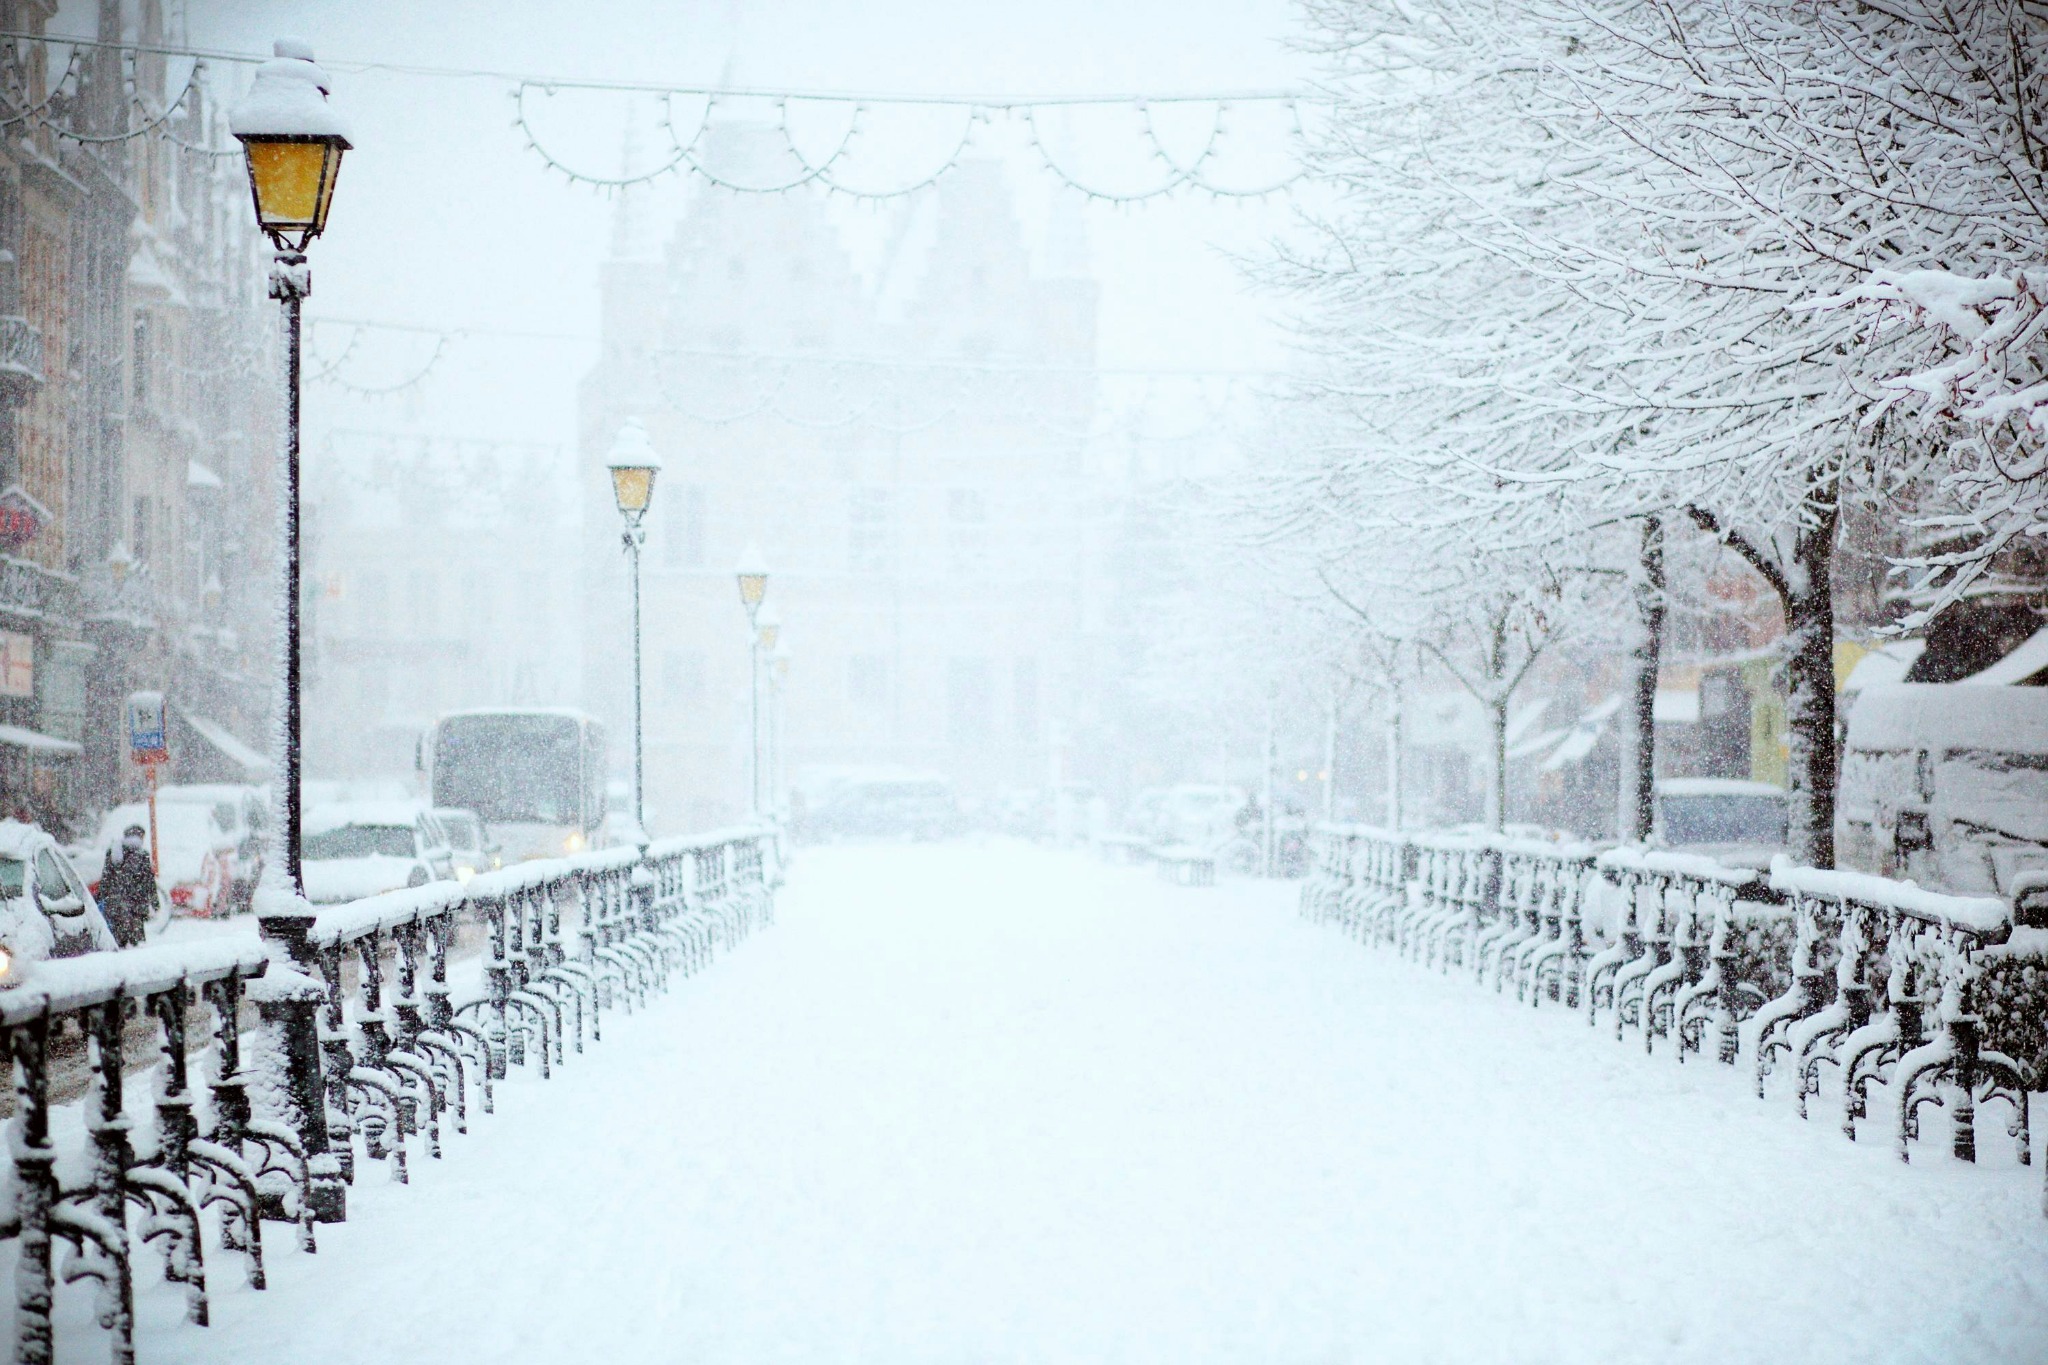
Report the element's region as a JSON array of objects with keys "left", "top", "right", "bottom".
[{"left": 1837, "top": 682, "right": 2048, "bottom": 896}]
